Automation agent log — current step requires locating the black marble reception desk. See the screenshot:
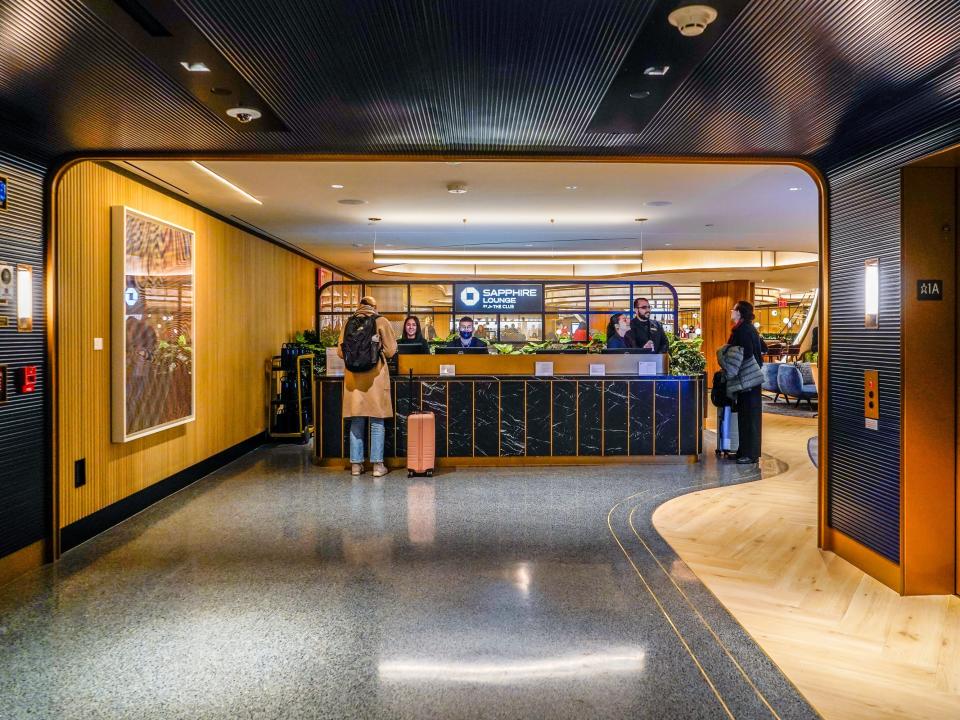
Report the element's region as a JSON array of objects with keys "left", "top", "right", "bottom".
[{"left": 315, "top": 374, "right": 703, "bottom": 466}]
